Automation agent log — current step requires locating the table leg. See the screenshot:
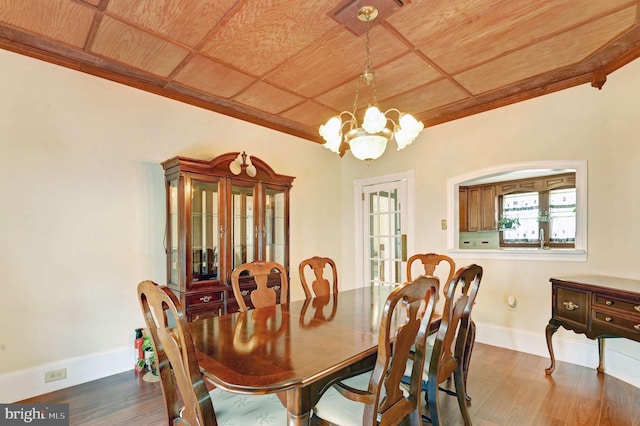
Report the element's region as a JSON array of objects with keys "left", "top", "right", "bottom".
[
  {"left": 597, "top": 337, "right": 605, "bottom": 374},
  {"left": 545, "top": 320, "right": 559, "bottom": 375},
  {"left": 285, "top": 388, "right": 311, "bottom": 426},
  {"left": 286, "top": 411, "right": 310, "bottom": 426}
]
